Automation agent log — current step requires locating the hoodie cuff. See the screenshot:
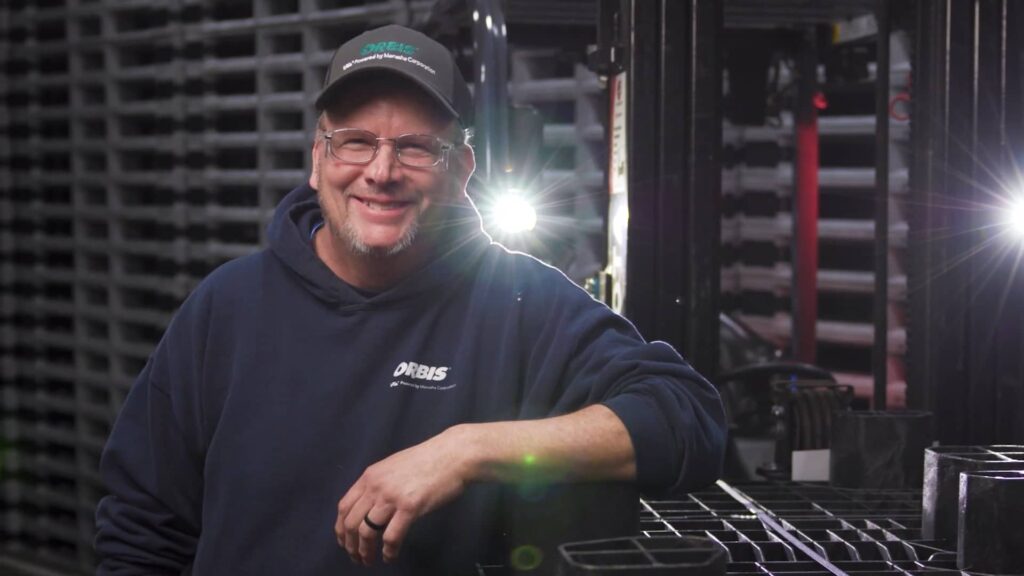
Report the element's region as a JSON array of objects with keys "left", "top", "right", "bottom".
[{"left": 601, "top": 392, "right": 680, "bottom": 493}]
